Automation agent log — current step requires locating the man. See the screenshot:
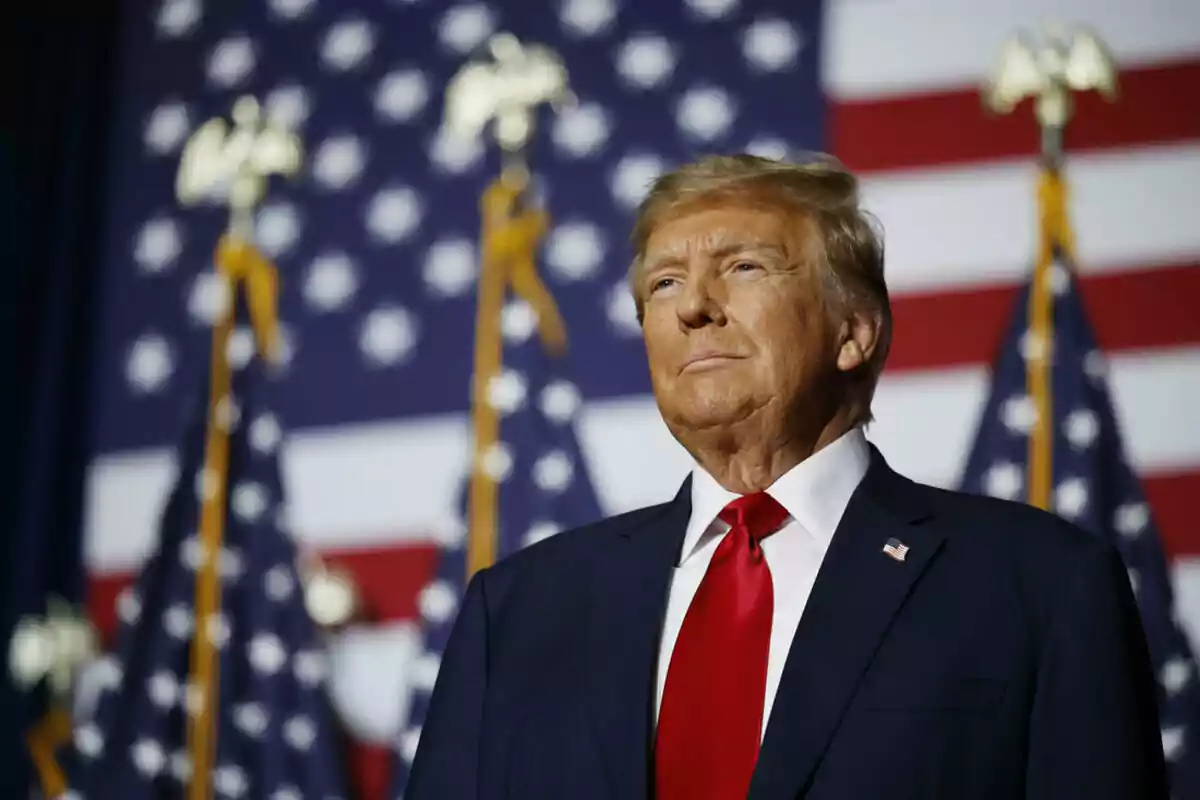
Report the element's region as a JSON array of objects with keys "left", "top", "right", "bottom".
[{"left": 406, "top": 154, "right": 1167, "bottom": 799}]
